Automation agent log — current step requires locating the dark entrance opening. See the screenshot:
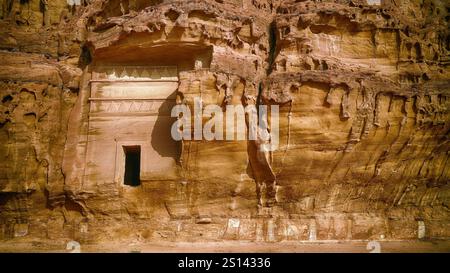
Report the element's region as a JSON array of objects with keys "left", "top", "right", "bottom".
[{"left": 123, "top": 146, "right": 141, "bottom": 186}]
